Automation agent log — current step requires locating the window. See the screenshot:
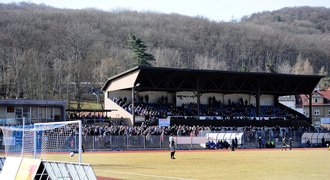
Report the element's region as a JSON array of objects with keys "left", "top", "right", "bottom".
[
  {"left": 314, "top": 109, "right": 320, "bottom": 116},
  {"left": 23, "top": 107, "right": 30, "bottom": 122},
  {"left": 314, "top": 98, "right": 318, "bottom": 103},
  {"left": 0, "top": 107, "right": 6, "bottom": 119},
  {"left": 47, "top": 107, "right": 53, "bottom": 119},
  {"left": 54, "top": 107, "right": 62, "bottom": 121},
  {"left": 31, "top": 107, "right": 38, "bottom": 119},
  {"left": 7, "top": 106, "right": 14, "bottom": 113},
  {"left": 15, "top": 107, "right": 22, "bottom": 119},
  {"left": 39, "top": 107, "right": 47, "bottom": 120},
  {"left": 328, "top": 110, "right": 330, "bottom": 116}
]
